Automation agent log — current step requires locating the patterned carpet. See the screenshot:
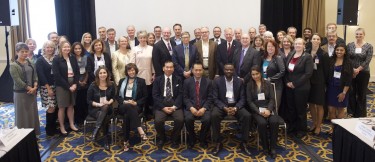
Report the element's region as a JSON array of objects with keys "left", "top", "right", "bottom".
[{"left": 1, "top": 84, "right": 375, "bottom": 161}]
